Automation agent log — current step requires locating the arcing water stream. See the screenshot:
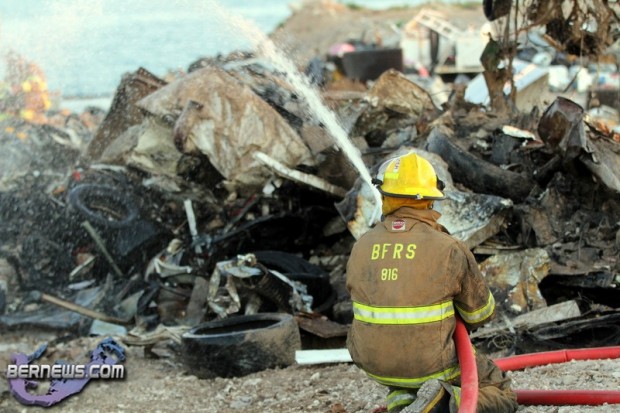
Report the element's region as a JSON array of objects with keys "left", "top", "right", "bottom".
[{"left": 208, "top": 0, "right": 382, "bottom": 224}]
